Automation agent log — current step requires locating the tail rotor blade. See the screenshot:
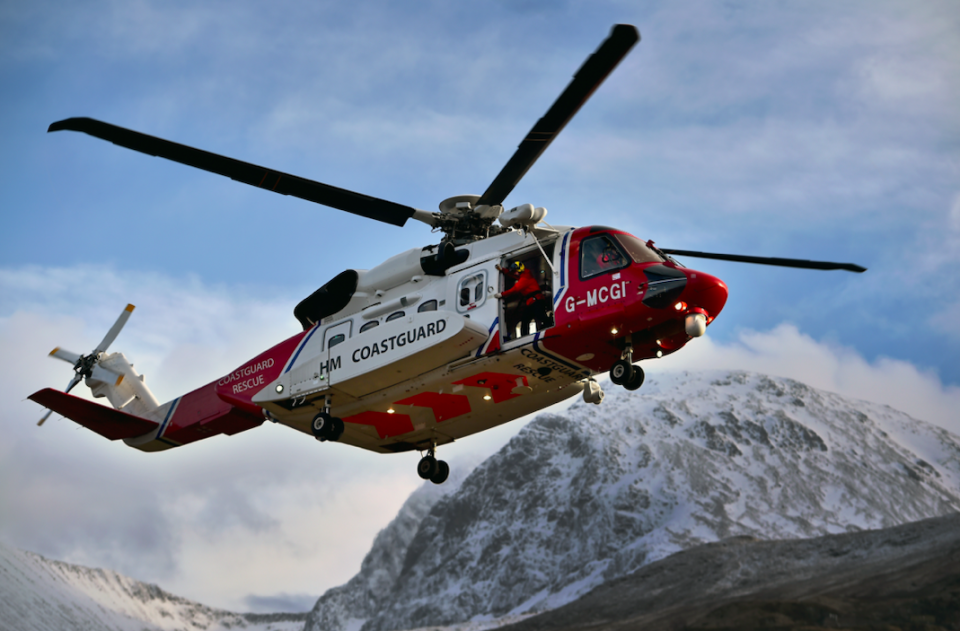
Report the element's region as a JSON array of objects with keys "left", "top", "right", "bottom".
[
  {"left": 95, "top": 304, "right": 135, "bottom": 354},
  {"left": 49, "top": 347, "right": 82, "bottom": 365},
  {"left": 37, "top": 409, "right": 54, "bottom": 426},
  {"left": 37, "top": 374, "right": 83, "bottom": 426},
  {"left": 64, "top": 373, "right": 82, "bottom": 394},
  {"left": 89, "top": 364, "right": 123, "bottom": 385}
]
